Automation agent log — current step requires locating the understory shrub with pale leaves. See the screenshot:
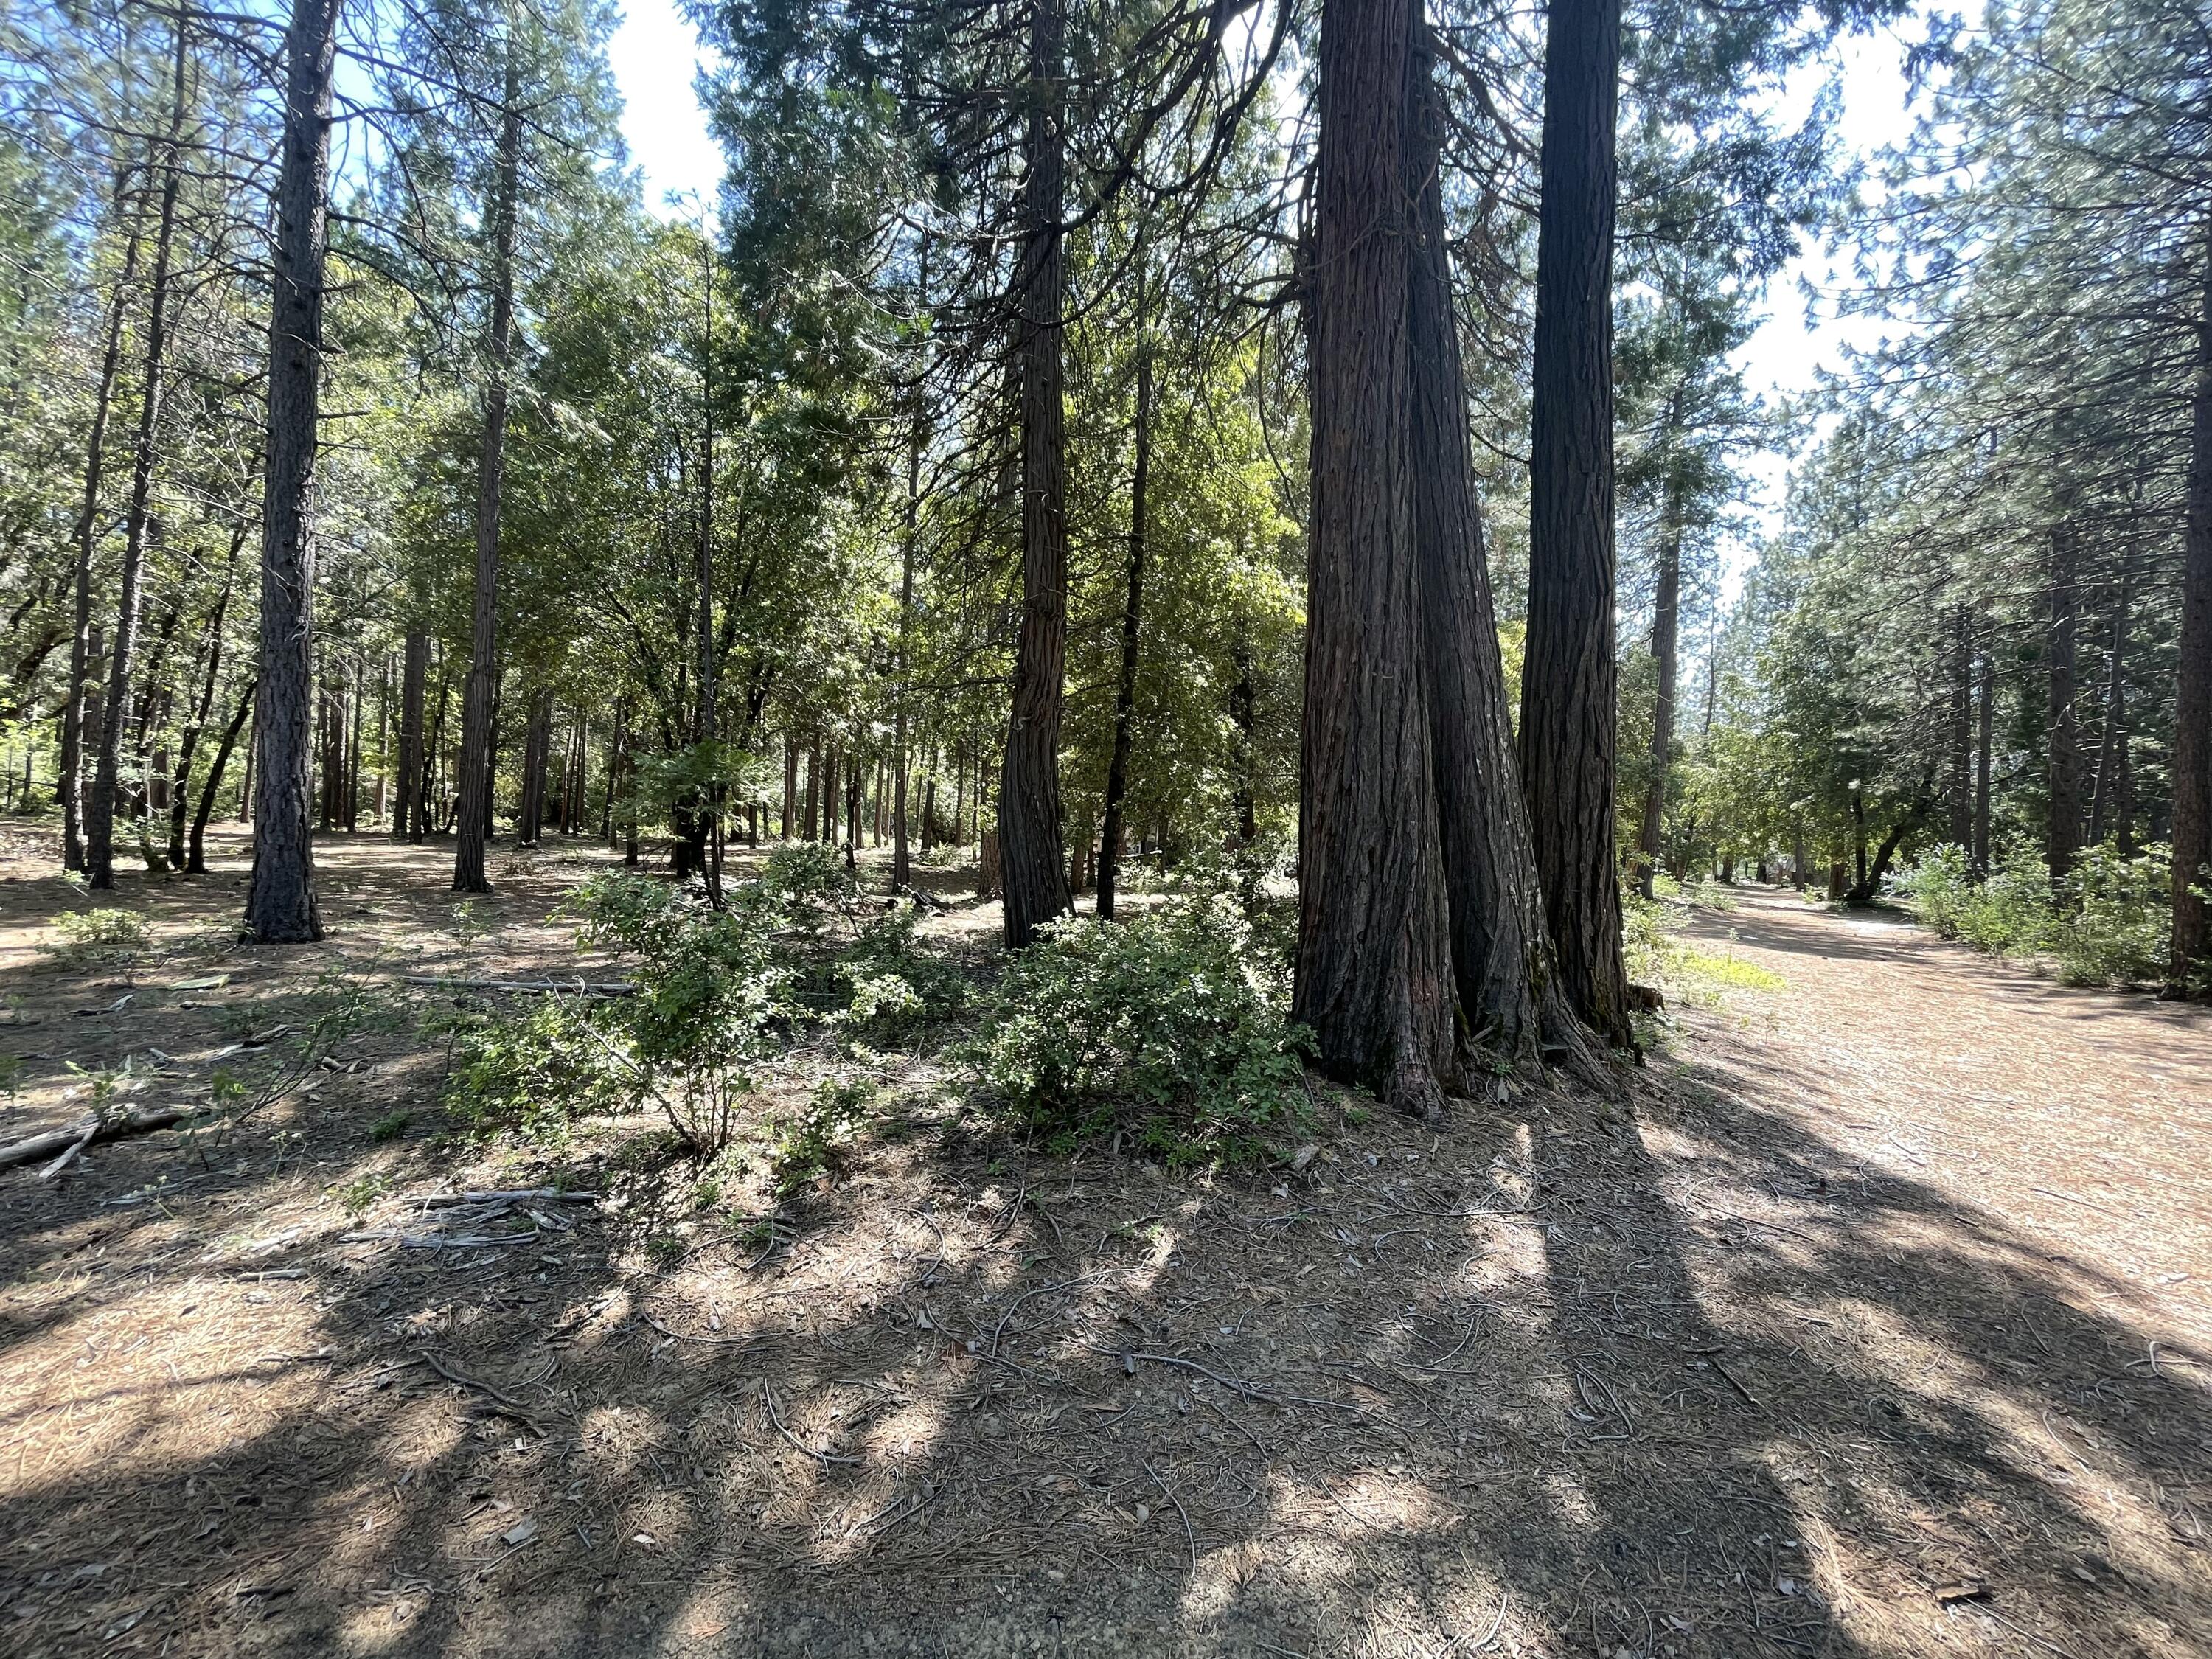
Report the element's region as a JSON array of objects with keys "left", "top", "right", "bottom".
[
  {"left": 974, "top": 891, "right": 1311, "bottom": 1165},
  {"left": 1898, "top": 841, "right": 2169, "bottom": 987}
]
